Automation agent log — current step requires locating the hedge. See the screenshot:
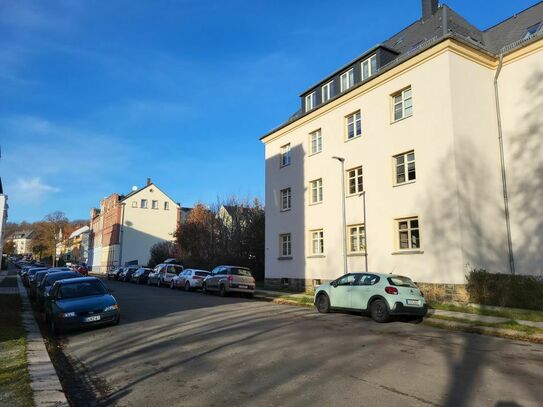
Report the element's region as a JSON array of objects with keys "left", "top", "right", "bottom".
[{"left": 466, "top": 269, "right": 543, "bottom": 311}]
